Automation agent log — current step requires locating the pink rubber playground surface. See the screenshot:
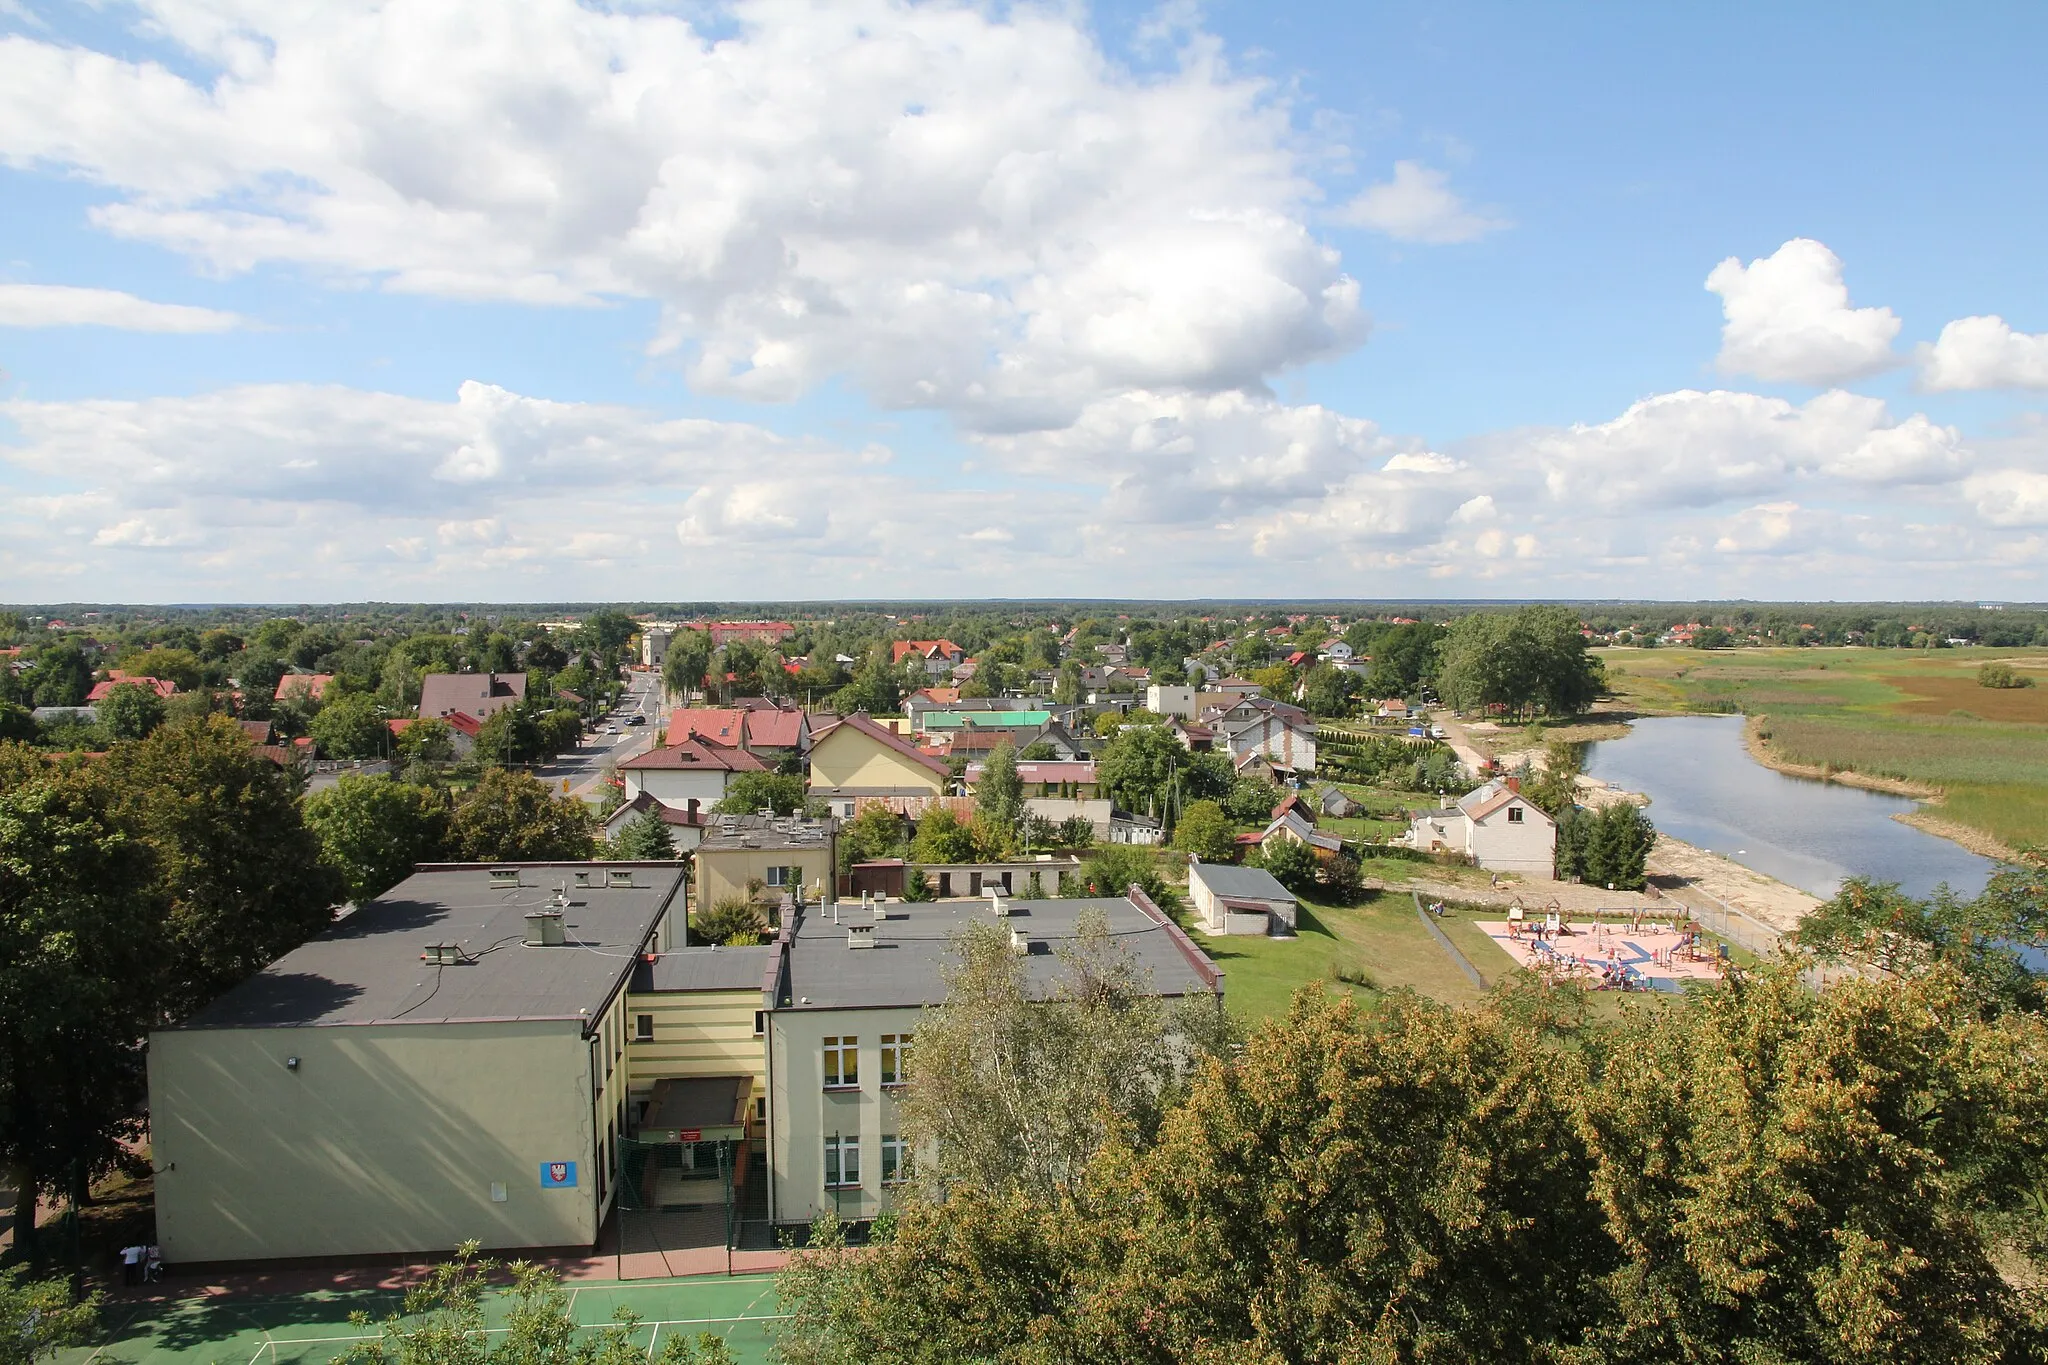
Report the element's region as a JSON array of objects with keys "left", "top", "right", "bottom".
[{"left": 1475, "top": 920, "right": 1725, "bottom": 990}]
